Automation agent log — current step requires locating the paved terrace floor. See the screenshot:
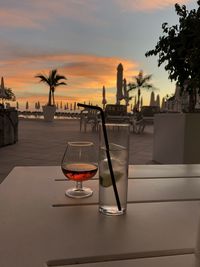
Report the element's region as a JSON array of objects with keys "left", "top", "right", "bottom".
[{"left": 0, "top": 118, "right": 154, "bottom": 183}]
